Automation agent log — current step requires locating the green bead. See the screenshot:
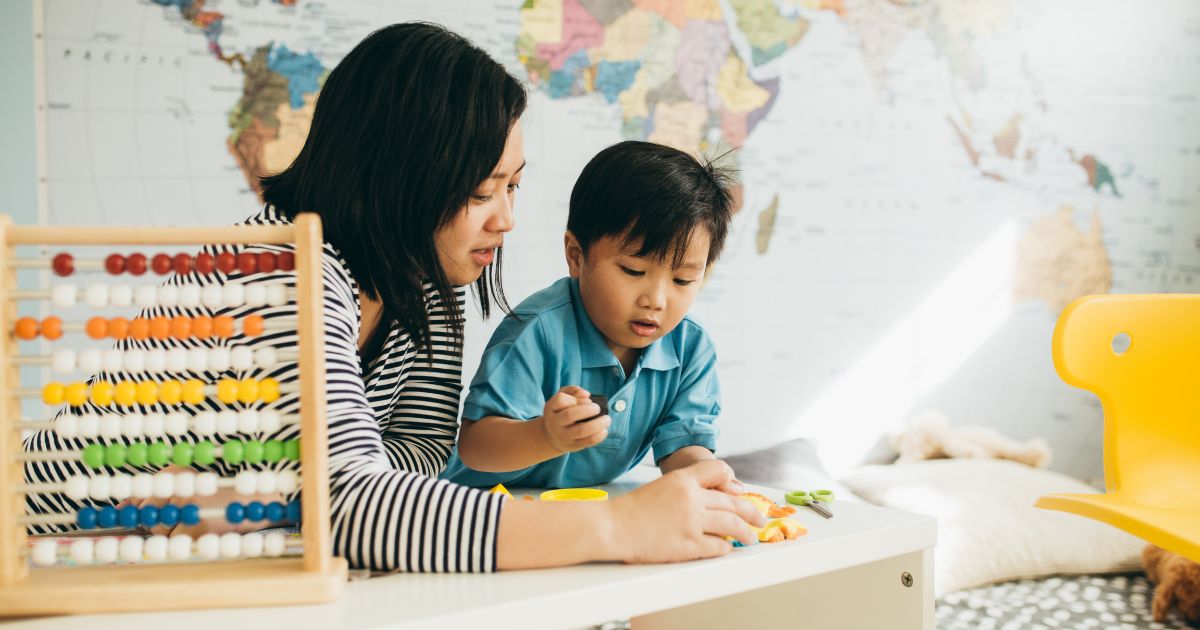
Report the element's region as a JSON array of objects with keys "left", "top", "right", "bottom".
[
  {"left": 222, "top": 440, "right": 244, "bottom": 466},
  {"left": 148, "top": 441, "right": 171, "bottom": 467},
  {"left": 172, "top": 442, "right": 194, "bottom": 467},
  {"left": 126, "top": 442, "right": 148, "bottom": 467},
  {"left": 284, "top": 439, "right": 300, "bottom": 462},
  {"left": 243, "top": 440, "right": 264, "bottom": 464},
  {"left": 193, "top": 441, "right": 216, "bottom": 466},
  {"left": 104, "top": 444, "right": 127, "bottom": 468},
  {"left": 263, "top": 440, "right": 283, "bottom": 463},
  {"left": 82, "top": 444, "right": 105, "bottom": 469}
]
